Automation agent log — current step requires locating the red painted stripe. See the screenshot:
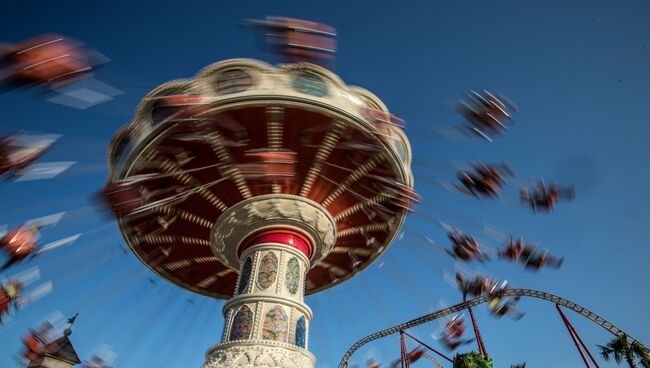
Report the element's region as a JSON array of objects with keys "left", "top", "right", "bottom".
[{"left": 241, "top": 229, "right": 312, "bottom": 258}]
